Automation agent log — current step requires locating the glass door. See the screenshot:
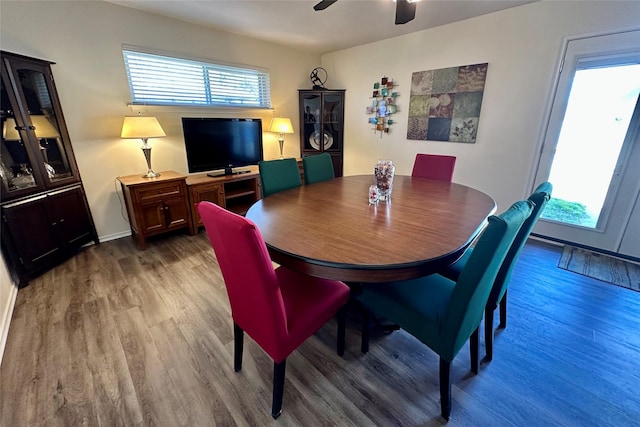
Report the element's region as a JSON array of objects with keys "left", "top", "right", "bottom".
[
  {"left": 14, "top": 63, "right": 74, "bottom": 183},
  {"left": 533, "top": 30, "right": 640, "bottom": 254},
  {"left": 1, "top": 63, "right": 43, "bottom": 197},
  {"left": 321, "top": 92, "right": 343, "bottom": 154},
  {"left": 1, "top": 53, "right": 79, "bottom": 201},
  {"left": 301, "top": 93, "right": 321, "bottom": 151}
]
